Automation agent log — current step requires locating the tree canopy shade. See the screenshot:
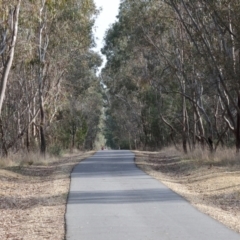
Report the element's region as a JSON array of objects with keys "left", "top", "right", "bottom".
[
  {"left": 0, "top": 0, "right": 103, "bottom": 156},
  {"left": 101, "top": 0, "right": 240, "bottom": 152}
]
